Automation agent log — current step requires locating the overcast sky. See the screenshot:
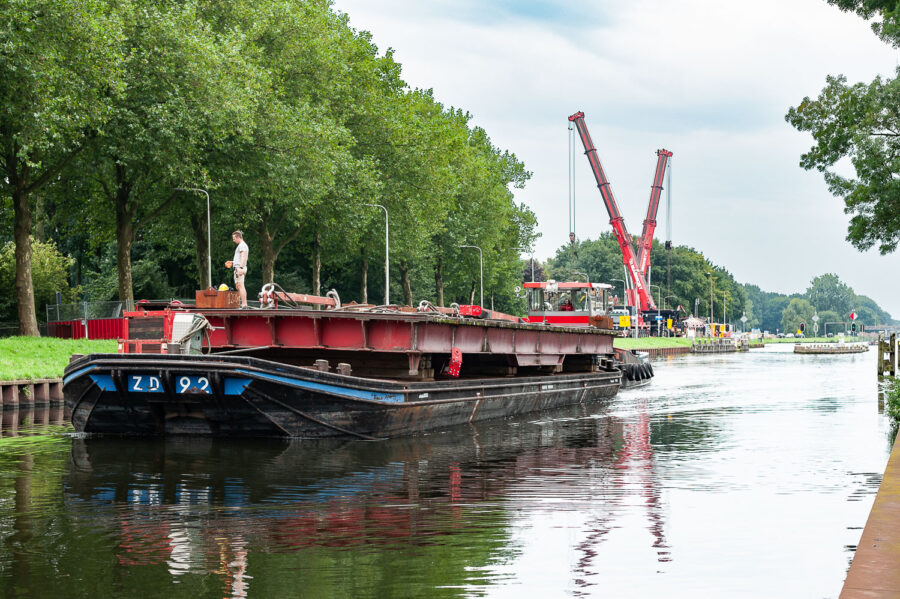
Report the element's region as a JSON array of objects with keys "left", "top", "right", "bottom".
[{"left": 333, "top": 0, "right": 900, "bottom": 318}]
